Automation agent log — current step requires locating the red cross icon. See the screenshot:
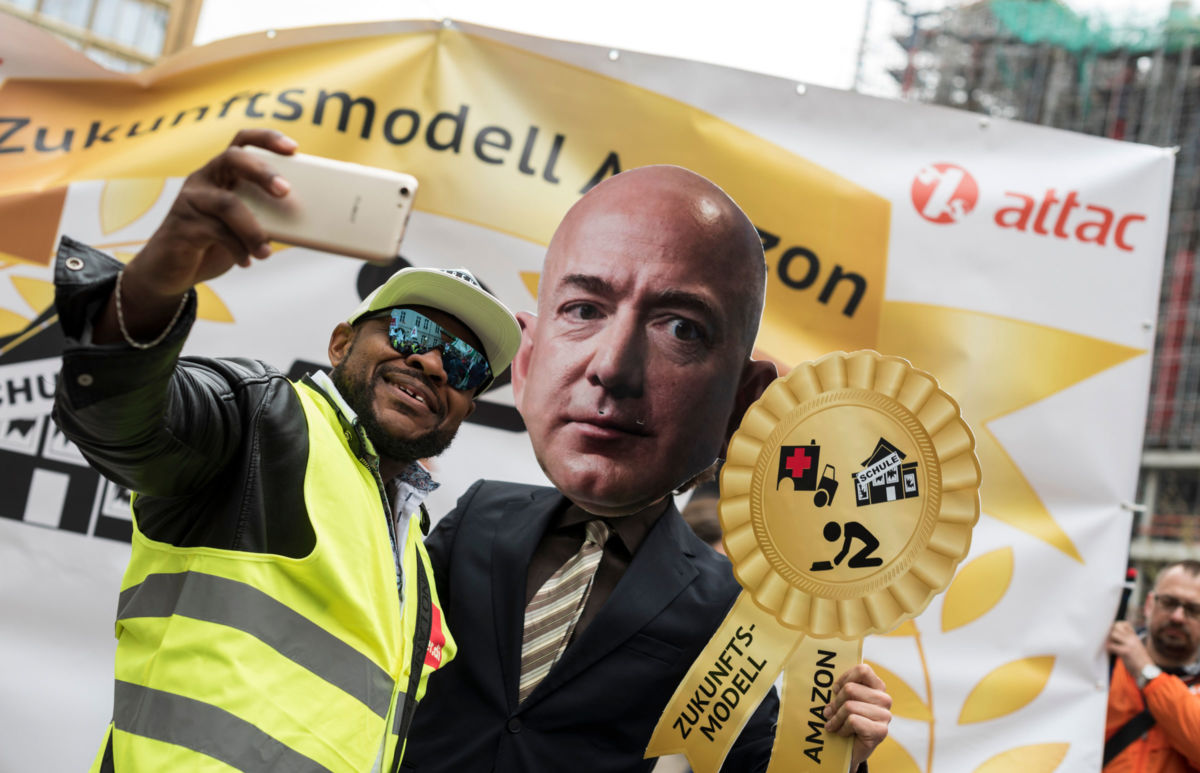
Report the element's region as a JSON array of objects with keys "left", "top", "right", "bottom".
[{"left": 785, "top": 447, "right": 813, "bottom": 479}]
